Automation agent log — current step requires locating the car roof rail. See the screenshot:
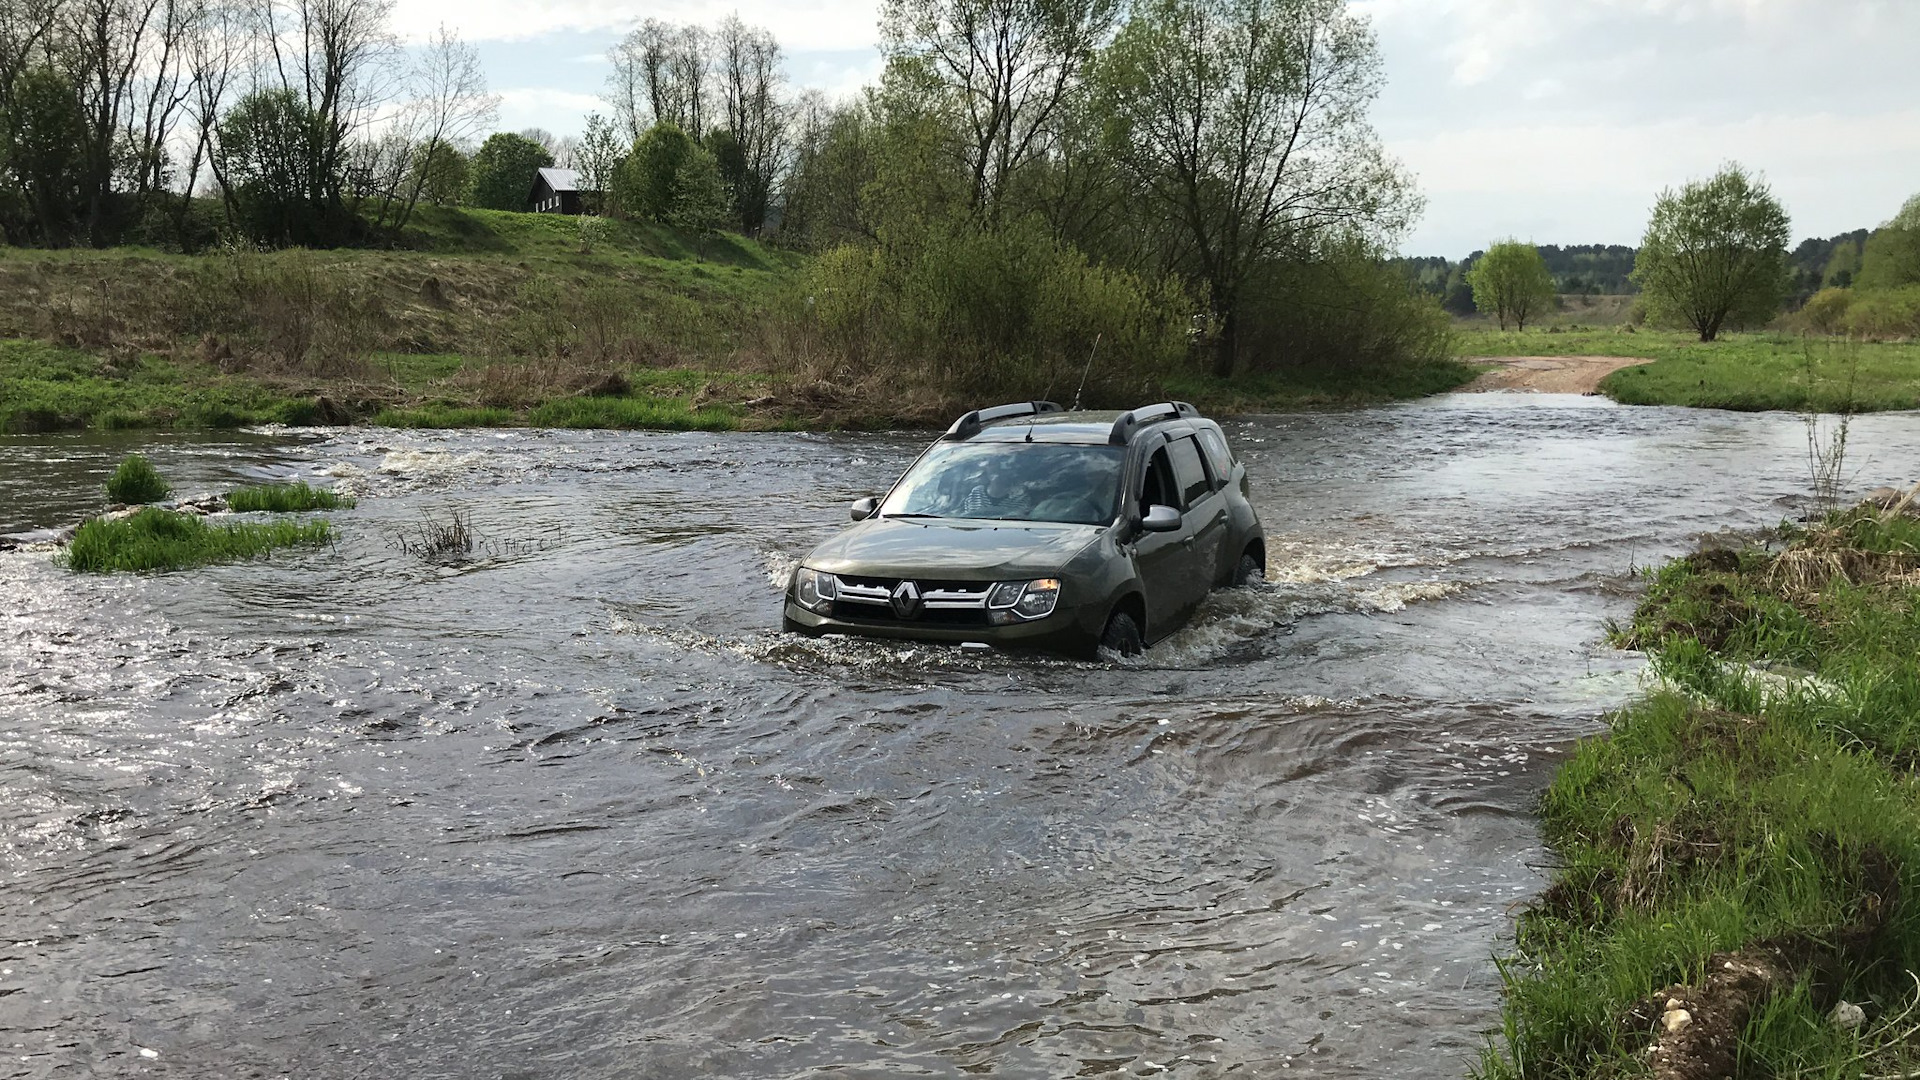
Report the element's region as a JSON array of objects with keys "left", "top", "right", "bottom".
[
  {"left": 943, "top": 400, "right": 1064, "bottom": 440},
  {"left": 1108, "top": 401, "right": 1200, "bottom": 445}
]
